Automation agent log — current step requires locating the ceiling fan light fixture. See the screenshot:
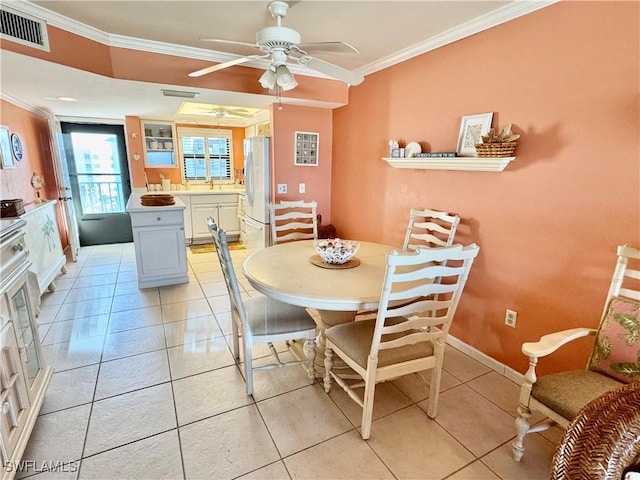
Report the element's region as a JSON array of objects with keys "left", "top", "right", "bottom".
[
  {"left": 275, "top": 64, "right": 297, "bottom": 91},
  {"left": 259, "top": 67, "right": 277, "bottom": 89}
]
